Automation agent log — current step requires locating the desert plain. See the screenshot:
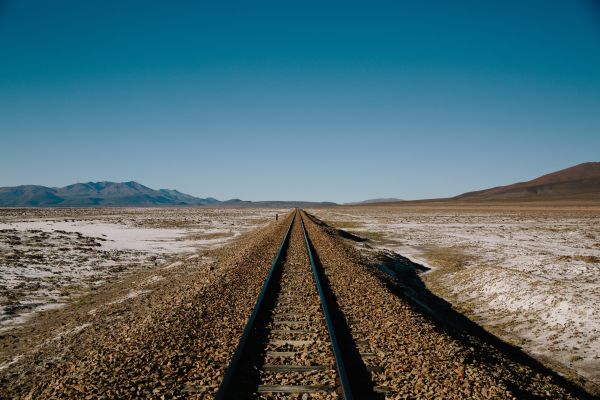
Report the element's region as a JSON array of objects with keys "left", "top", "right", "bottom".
[
  {"left": 0, "top": 207, "right": 286, "bottom": 333},
  {"left": 309, "top": 200, "right": 600, "bottom": 393},
  {"left": 0, "top": 202, "right": 599, "bottom": 397}
]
